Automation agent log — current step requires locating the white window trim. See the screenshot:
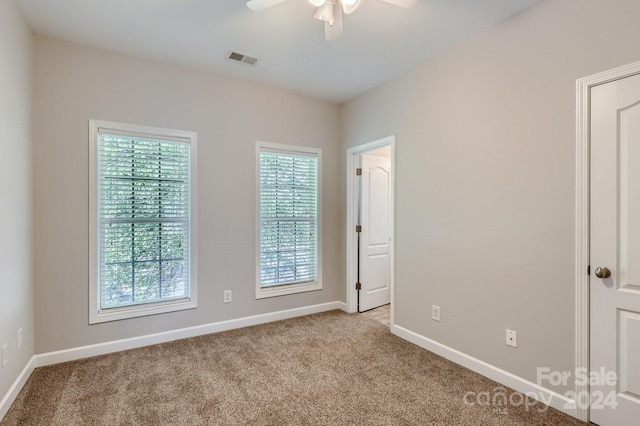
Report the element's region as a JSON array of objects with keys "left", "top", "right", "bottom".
[
  {"left": 89, "top": 119, "right": 198, "bottom": 324},
  {"left": 255, "top": 141, "right": 323, "bottom": 299}
]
